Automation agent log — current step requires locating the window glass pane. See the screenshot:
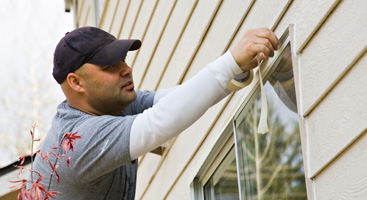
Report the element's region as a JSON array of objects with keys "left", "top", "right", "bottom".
[
  {"left": 204, "top": 147, "right": 239, "bottom": 200},
  {"left": 235, "top": 45, "right": 307, "bottom": 199}
]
